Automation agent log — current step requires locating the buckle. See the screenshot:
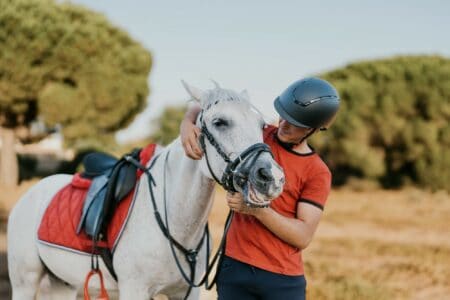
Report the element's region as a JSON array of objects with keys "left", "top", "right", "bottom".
[{"left": 186, "top": 249, "right": 198, "bottom": 263}]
